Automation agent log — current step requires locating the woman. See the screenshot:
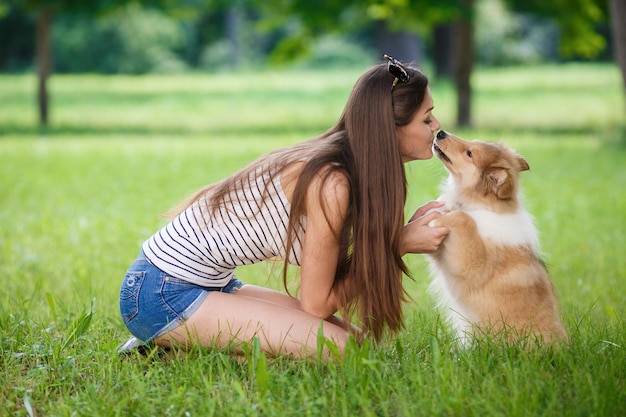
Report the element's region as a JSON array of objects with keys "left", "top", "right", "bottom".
[{"left": 119, "top": 55, "right": 449, "bottom": 358}]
